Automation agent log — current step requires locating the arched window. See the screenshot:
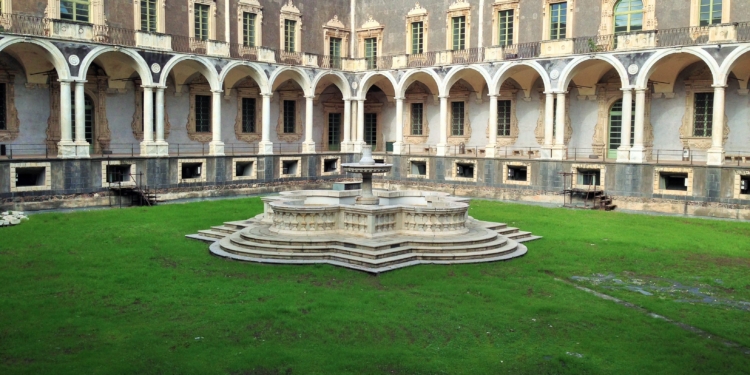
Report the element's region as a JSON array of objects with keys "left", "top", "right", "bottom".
[{"left": 613, "top": 0, "right": 643, "bottom": 34}]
